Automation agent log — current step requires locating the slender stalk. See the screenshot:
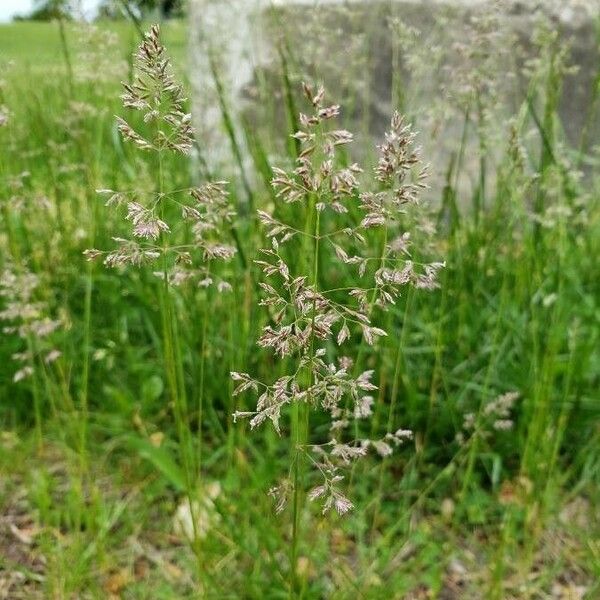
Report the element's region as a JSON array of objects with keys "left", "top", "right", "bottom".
[
  {"left": 290, "top": 190, "right": 321, "bottom": 598},
  {"left": 290, "top": 401, "right": 301, "bottom": 598},
  {"left": 197, "top": 263, "right": 211, "bottom": 476},
  {"left": 156, "top": 146, "right": 204, "bottom": 590},
  {"left": 27, "top": 336, "right": 43, "bottom": 451},
  {"left": 78, "top": 152, "right": 99, "bottom": 482},
  {"left": 118, "top": 0, "right": 145, "bottom": 40},
  {"left": 77, "top": 258, "right": 93, "bottom": 474},
  {"left": 474, "top": 91, "right": 487, "bottom": 225},
  {"left": 369, "top": 284, "right": 415, "bottom": 533},
  {"left": 278, "top": 41, "right": 301, "bottom": 161},
  {"left": 57, "top": 14, "right": 74, "bottom": 97},
  {"left": 207, "top": 50, "right": 254, "bottom": 215}
]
